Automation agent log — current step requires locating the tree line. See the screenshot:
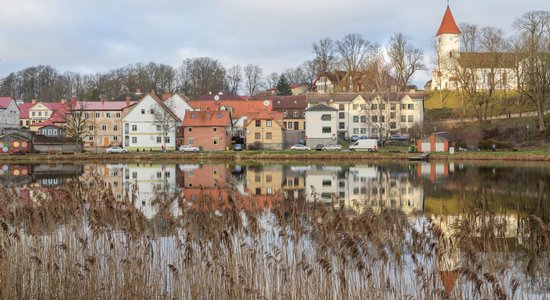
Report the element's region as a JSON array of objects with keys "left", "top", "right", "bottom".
[{"left": 0, "top": 32, "right": 425, "bottom": 101}]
